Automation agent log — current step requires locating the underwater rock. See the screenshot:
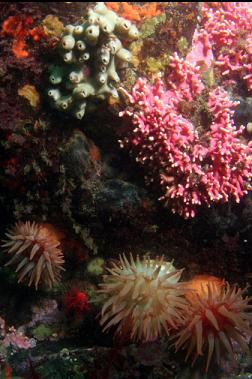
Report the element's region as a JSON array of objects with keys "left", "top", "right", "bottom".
[
  {"left": 234, "top": 97, "right": 252, "bottom": 130},
  {"left": 28, "top": 299, "right": 62, "bottom": 327},
  {"left": 136, "top": 339, "right": 170, "bottom": 367},
  {"left": 61, "top": 130, "right": 149, "bottom": 225},
  {"left": 47, "top": 2, "right": 139, "bottom": 119},
  {"left": 62, "top": 130, "right": 99, "bottom": 178},
  {"left": 96, "top": 178, "right": 145, "bottom": 212}
]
